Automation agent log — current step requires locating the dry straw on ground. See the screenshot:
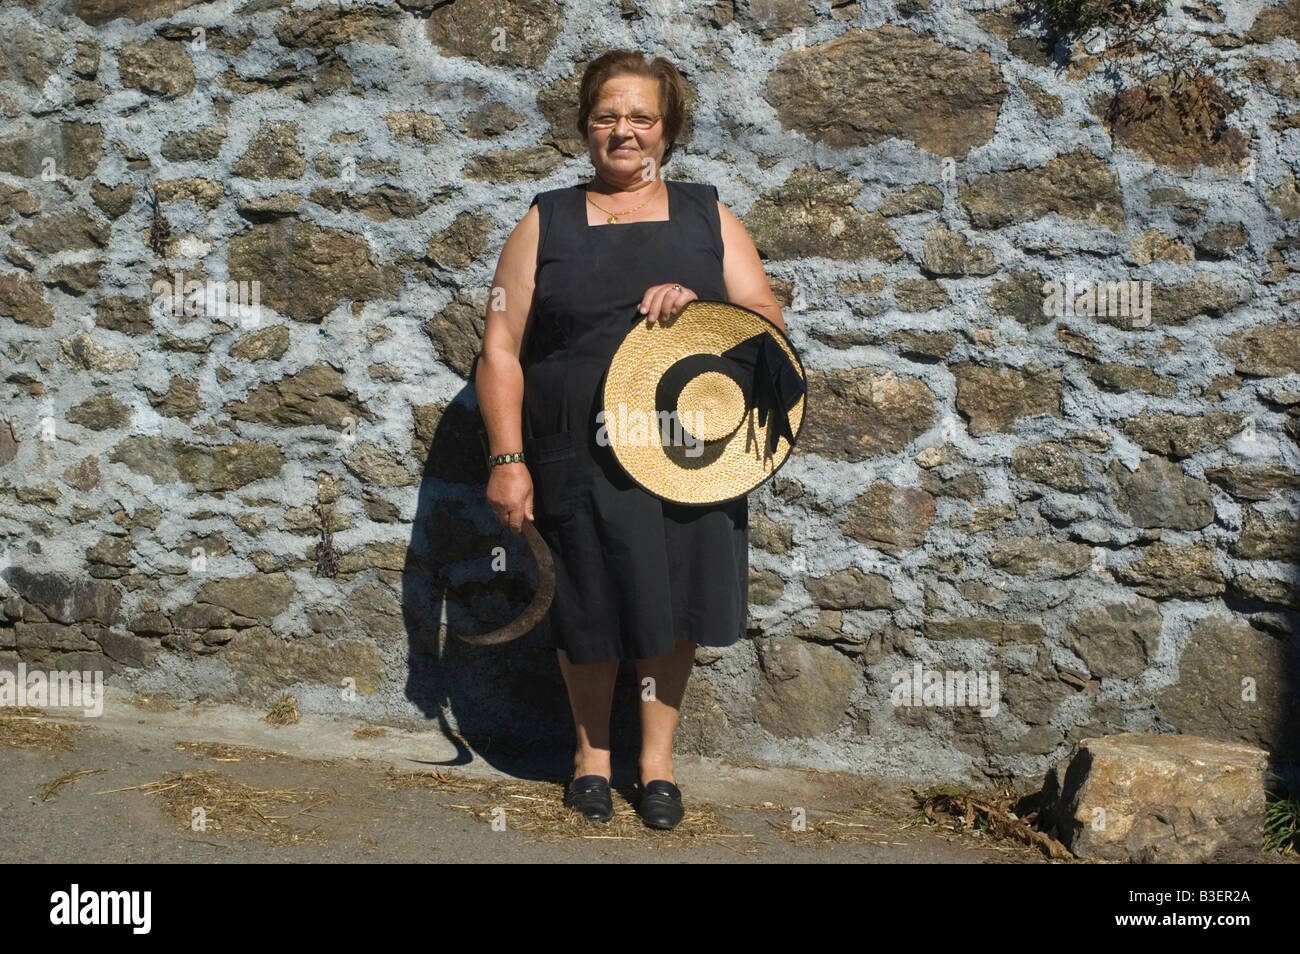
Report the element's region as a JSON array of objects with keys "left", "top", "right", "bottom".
[
  {"left": 128, "top": 695, "right": 179, "bottom": 712},
  {"left": 175, "top": 740, "right": 301, "bottom": 762},
  {"left": 42, "top": 767, "right": 107, "bottom": 801},
  {"left": 737, "top": 780, "right": 1072, "bottom": 858},
  {"left": 173, "top": 740, "right": 343, "bottom": 767},
  {"left": 263, "top": 694, "right": 300, "bottom": 727},
  {"left": 379, "top": 768, "right": 759, "bottom": 853},
  {"left": 98, "top": 769, "right": 330, "bottom": 846},
  {"left": 760, "top": 806, "right": 914, "bottom": 848},
  {"left": 0, "top": 708, "right": 86, "bottom": 751}
]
